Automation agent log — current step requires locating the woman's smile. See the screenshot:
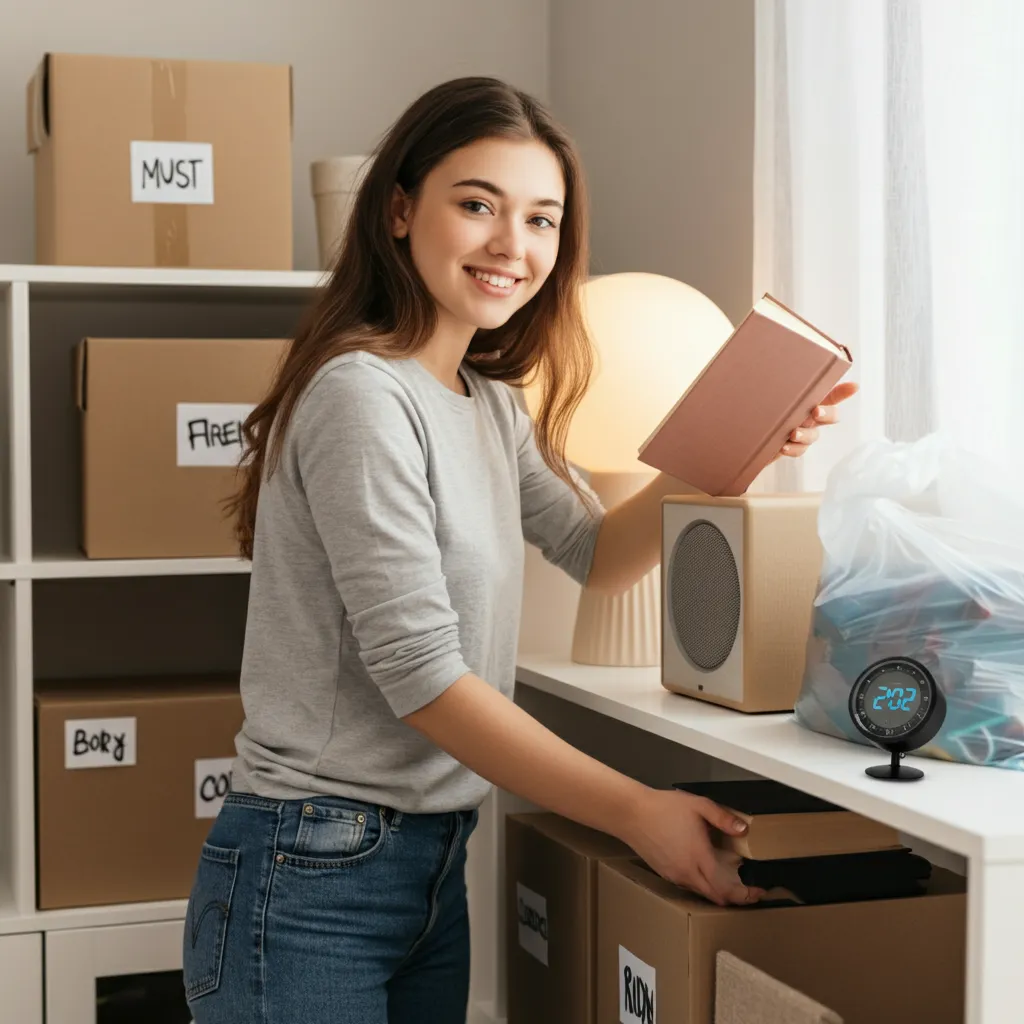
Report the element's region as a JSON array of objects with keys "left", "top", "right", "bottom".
[{"left": 463, "top": 265, "right": 523, "bottom": 297}]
